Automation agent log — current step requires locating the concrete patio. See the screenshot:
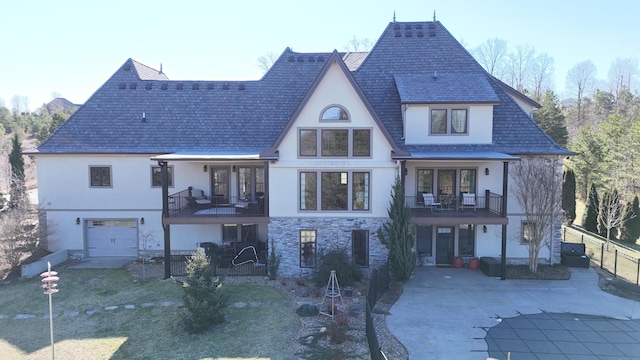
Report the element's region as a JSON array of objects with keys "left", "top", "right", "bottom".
[{"left": 386, "top": 266, "right": 640, "bottom": 359}]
